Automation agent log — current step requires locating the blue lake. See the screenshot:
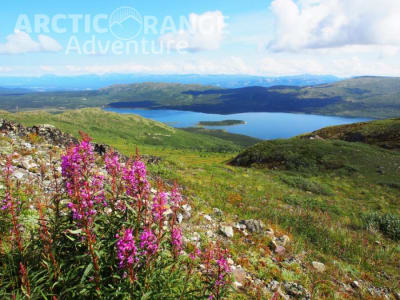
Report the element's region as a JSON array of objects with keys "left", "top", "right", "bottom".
[{"left": 105, "top": 108, "right": 371, "bottom": 140}]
